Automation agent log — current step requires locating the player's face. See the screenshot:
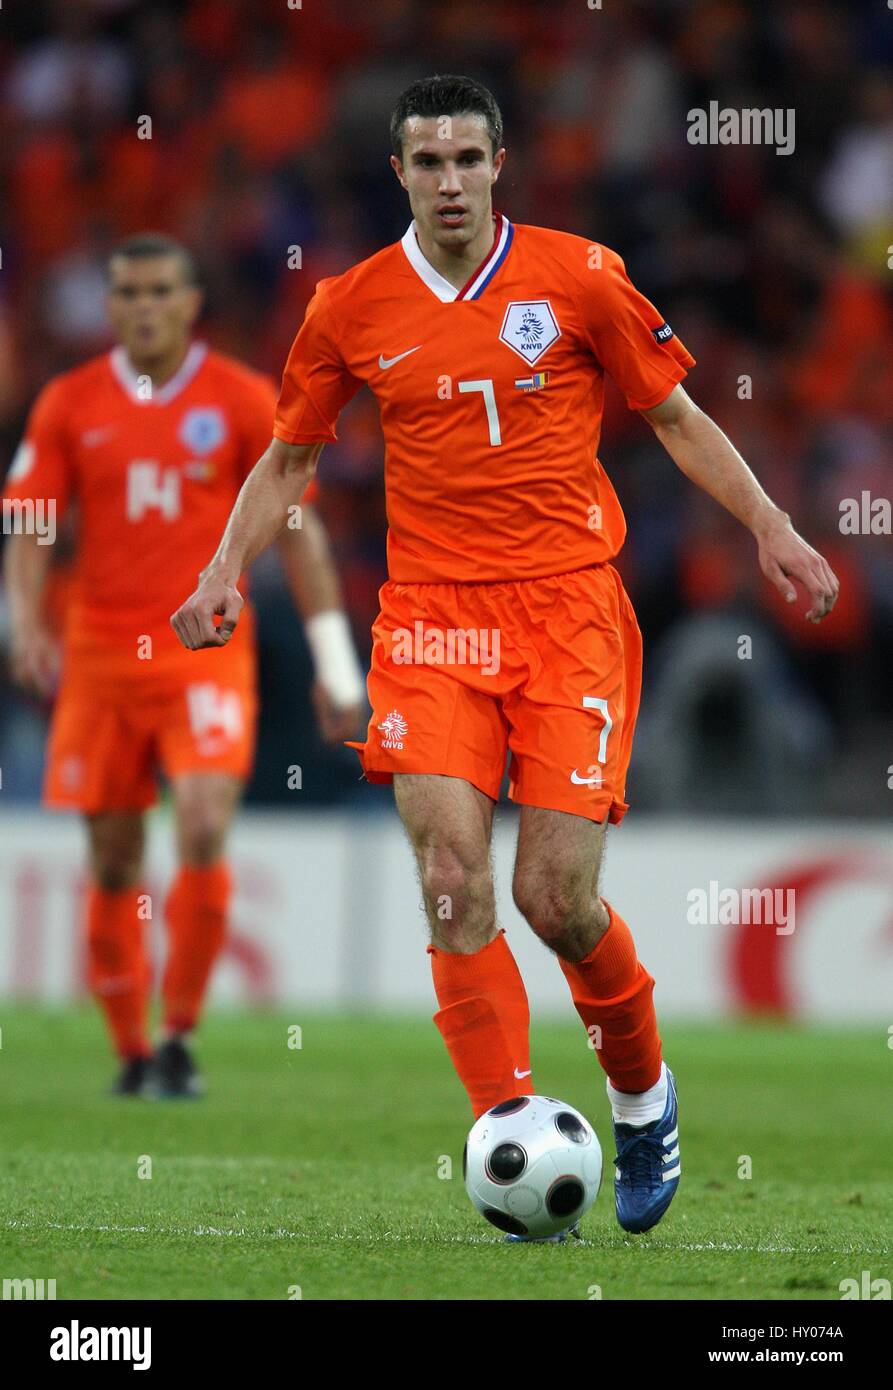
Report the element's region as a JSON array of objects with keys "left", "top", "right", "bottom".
[
  {"left": 390, "top": 114, "right": 505, "bottom": 250},
  {"left": 106, "top": 256, "right": 202, "bottom": 365}
]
